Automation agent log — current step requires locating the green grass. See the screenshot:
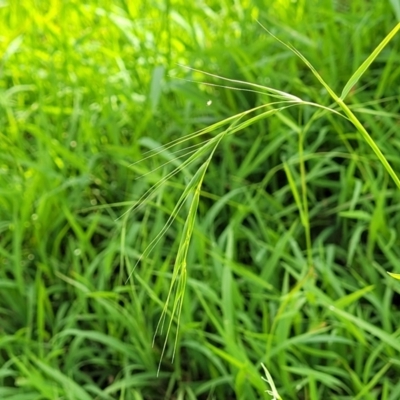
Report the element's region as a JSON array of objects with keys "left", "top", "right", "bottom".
[{"left": 1, "top": 0, "right": 400, "bottom": 399}]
